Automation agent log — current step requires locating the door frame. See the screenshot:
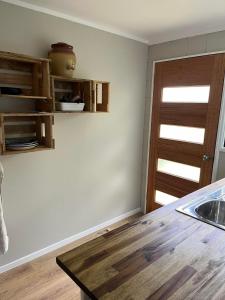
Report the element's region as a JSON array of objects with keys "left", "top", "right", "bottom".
[{"left": 143, "top": 50, "right": 225, "bottom": 213}]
